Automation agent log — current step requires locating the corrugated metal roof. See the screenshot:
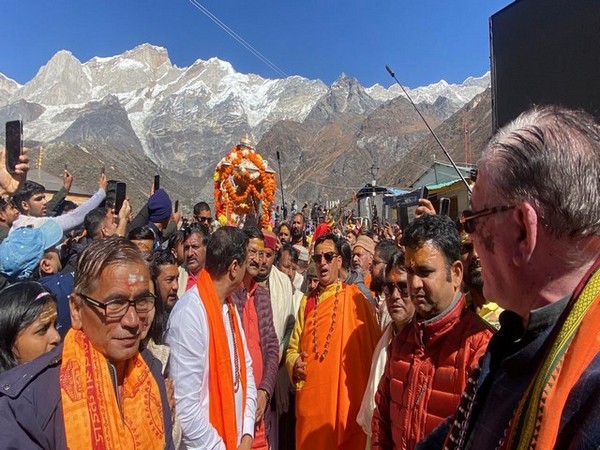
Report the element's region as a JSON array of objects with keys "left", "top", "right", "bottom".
[{"left": 426, "top": 179, "right": 464, "bottom": 193}]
